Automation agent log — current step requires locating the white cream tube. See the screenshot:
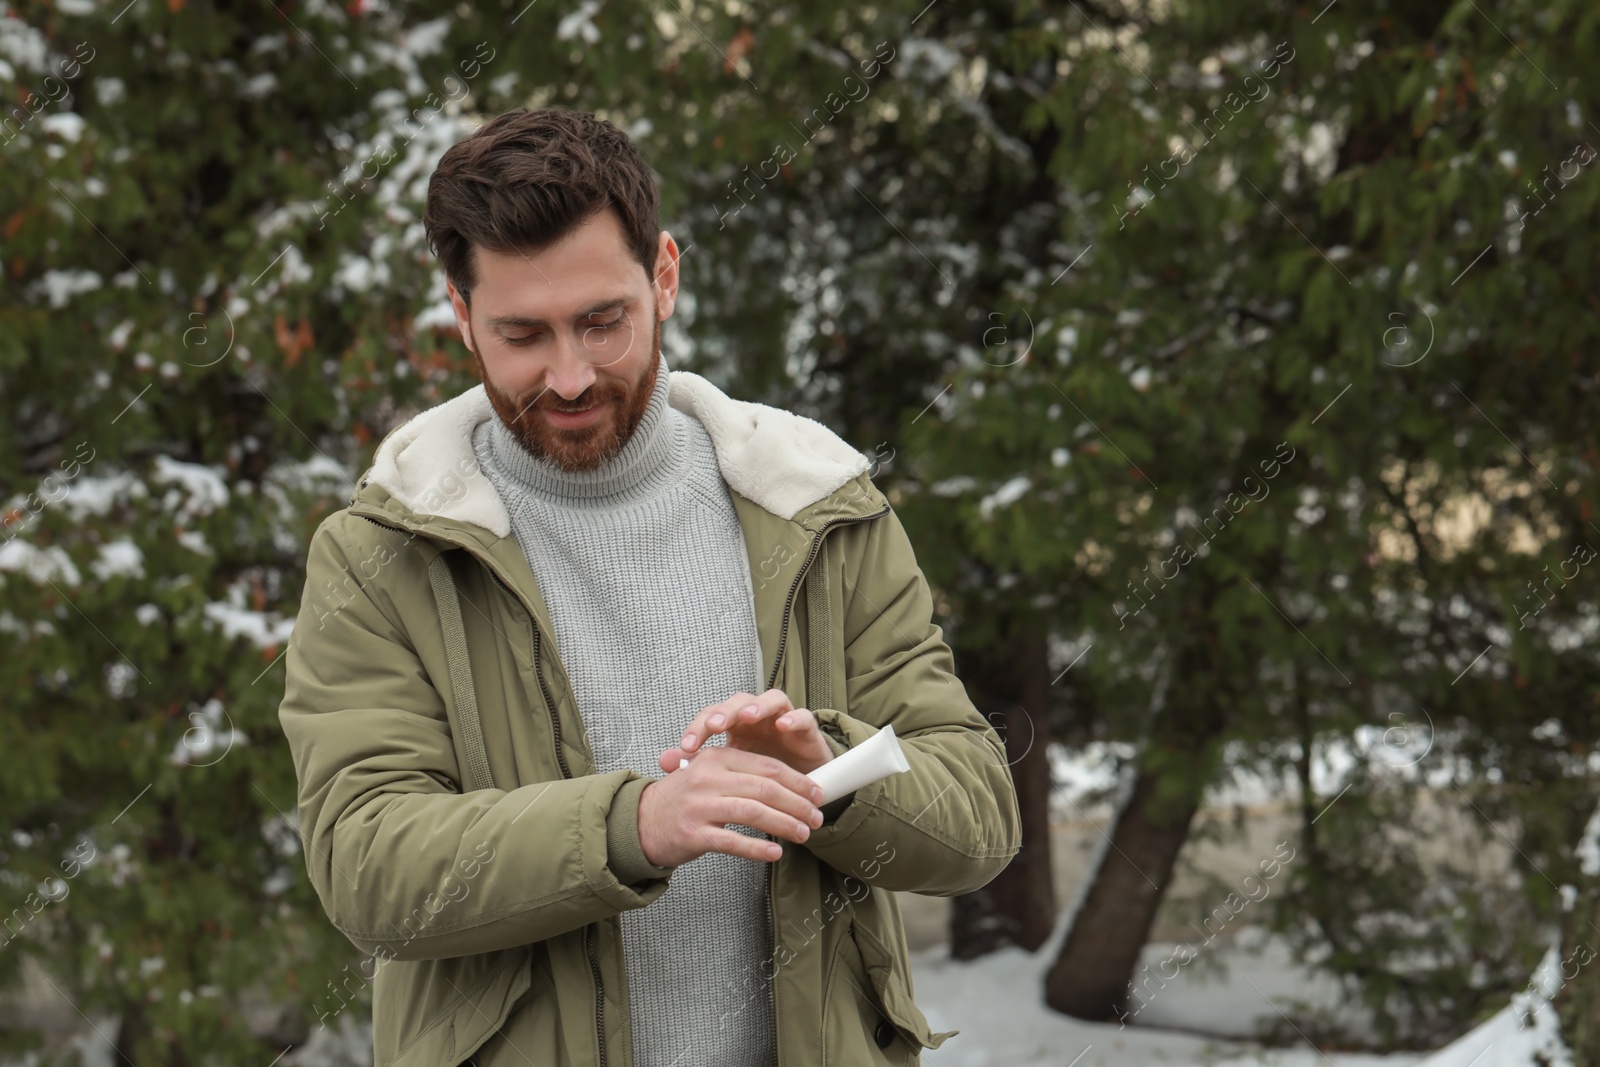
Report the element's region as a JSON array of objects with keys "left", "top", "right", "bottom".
[{"left": 806, "top": 723, "right": 910, "bottom": 805}]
